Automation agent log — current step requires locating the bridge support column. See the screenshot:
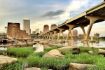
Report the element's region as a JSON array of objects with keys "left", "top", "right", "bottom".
[
  {"left": 52, "top": 31, "right": 57, "bottom": 43},
  {"left": 57, "top": 29, "right": 63, "bottom": 42},
  {"left": 45, "top": 35, "right": 47, "bottom": 40},
  {"left": 67, "top": 25, "right": 75, "bottom": 47},
  {"left": 80, "top": 26, "right": 86, "bottom": 47},
  {"left": 48, "top": 33, "right": 51, "bottom": 40},
  {"left": 81, "top": 16, "right": 102, "bottom": 47},
  {"left": 51, "top": 32, "right": 53, "bottom": 40},
  {"left": 57, "top": 32, "right": 60, "bottom": 41},
  {"left": 47, "top": 34, "right": 49, "bottom": 40},
  {"left": 43, "top": 35, "right": 45, "bottom": 39}
]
